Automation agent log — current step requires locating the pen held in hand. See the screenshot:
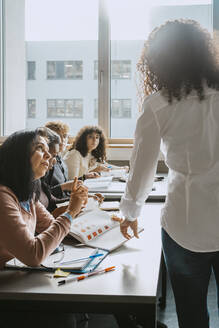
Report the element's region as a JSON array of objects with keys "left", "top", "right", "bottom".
[
  {"left": 58, "top": 266, "right": 116, "bottom": 286},
  {"left": 58, "top": 253, "right": 104, "bottom": 265}
]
